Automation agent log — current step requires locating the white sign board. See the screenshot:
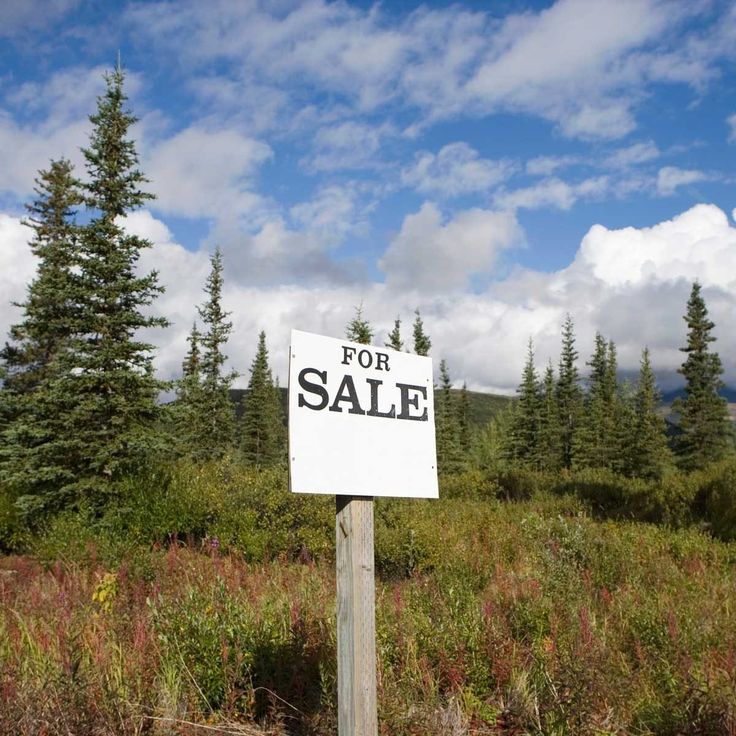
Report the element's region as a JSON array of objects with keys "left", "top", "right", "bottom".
[{"left": 288, "top": 329, "right": 438, "bottom": 498}]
